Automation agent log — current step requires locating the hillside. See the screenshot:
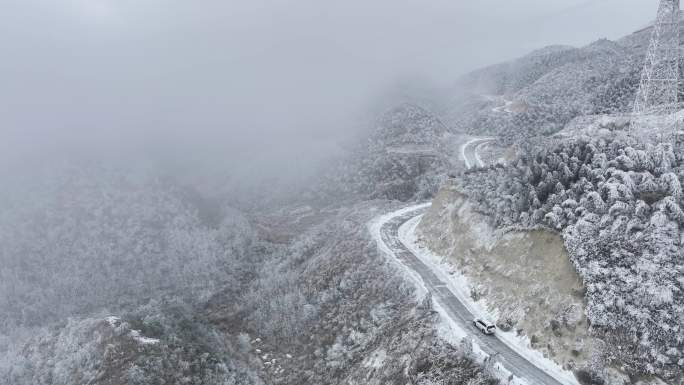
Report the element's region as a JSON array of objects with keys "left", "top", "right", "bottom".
[
  {"left": 410, "top": 20, "right": 684, "bottom": 385},
  {"left": 4, "top": 9, "right": 684, "bottom": 385},
  {"left": 448, "top": 136, "right": 684, "bottom": 384},
  {"left": 317, "top": 103, "right": 463, "bottom": 202},
  {"left": 442, "top": 22, "right": 684, "bottom": 143},
  {"left": 0, "top": 114, "right": 495, "bottom": 384},
  {"left": 418, "top": 186, "right": 598, "bottom": 375}
]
